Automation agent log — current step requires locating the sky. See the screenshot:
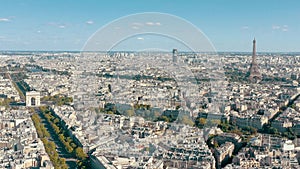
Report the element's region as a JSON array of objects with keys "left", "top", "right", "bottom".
[{"left": 0, "top": 0, "right": 299, "bottom": 52}]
